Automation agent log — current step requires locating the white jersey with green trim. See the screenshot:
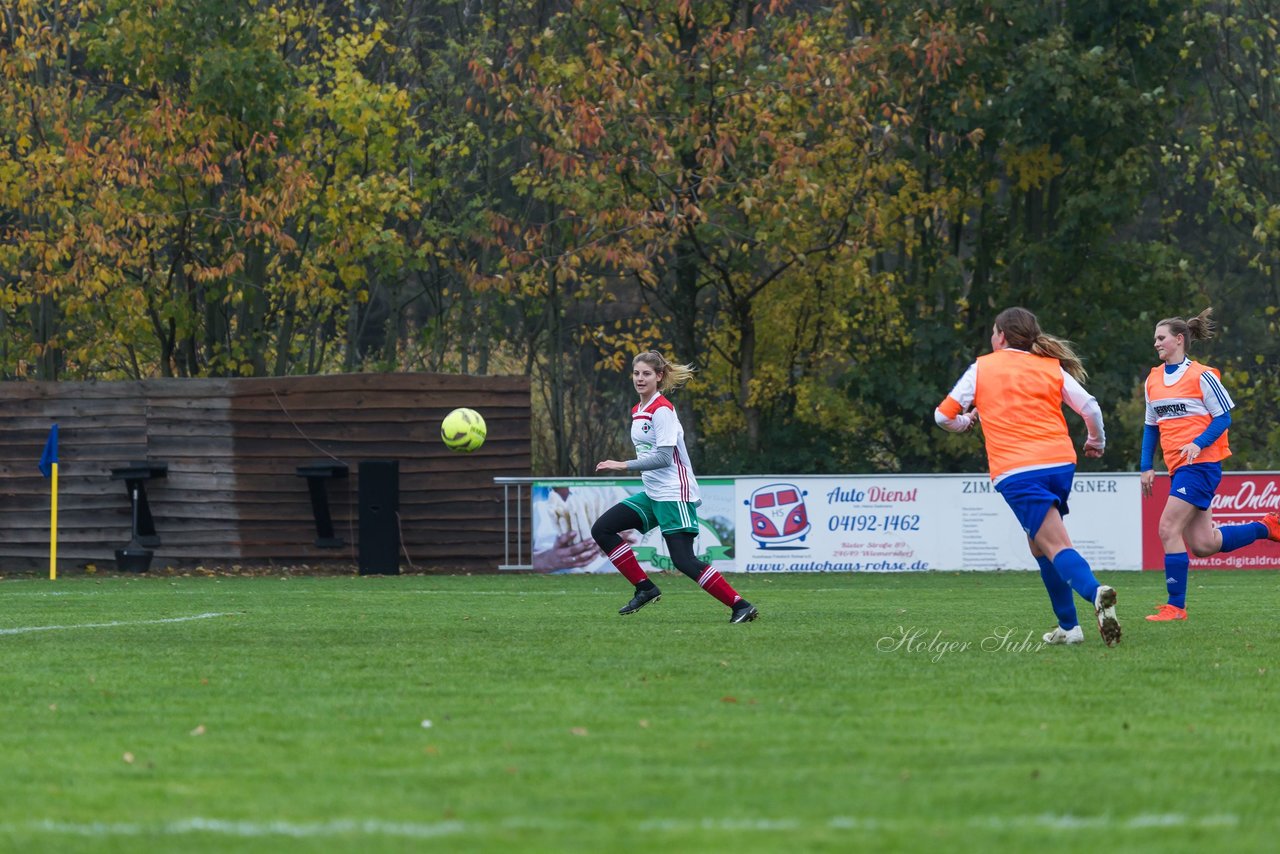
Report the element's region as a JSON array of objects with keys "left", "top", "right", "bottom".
[{"left": 631, "top": 394, "right": 699, "bottom": 503}]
